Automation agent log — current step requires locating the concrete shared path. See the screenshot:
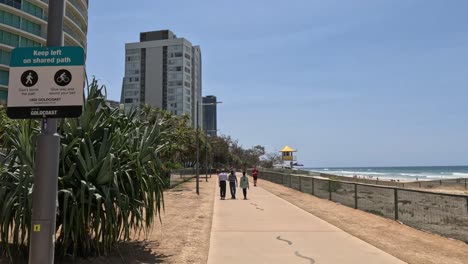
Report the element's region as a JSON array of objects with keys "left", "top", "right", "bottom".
[{"left": 207, "top": 182, "right": 406, "bottom": 264}]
